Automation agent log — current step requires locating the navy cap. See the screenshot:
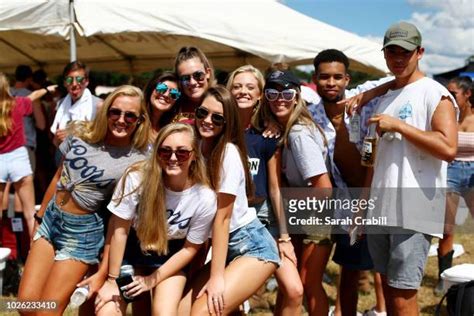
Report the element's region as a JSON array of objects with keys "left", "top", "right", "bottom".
[{"left": 265, "top": 70, "right": 300, "bottom": 89}]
